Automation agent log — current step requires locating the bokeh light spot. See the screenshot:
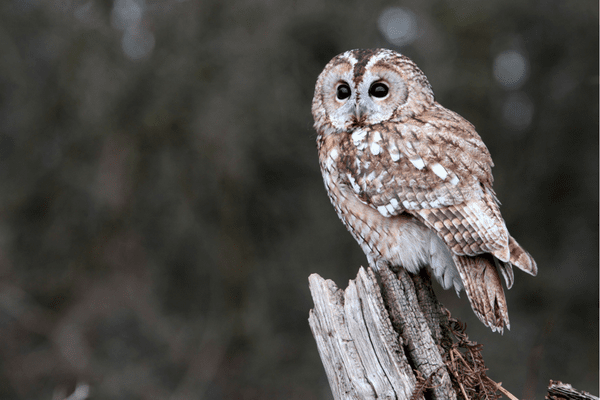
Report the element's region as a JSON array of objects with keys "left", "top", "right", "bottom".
[
  {"left": 502, "top": 91, "right": 534, "bottom": 132},
  {"left": 111, "top": 0, "right": 143, "bottom": 31},
  {"left": 493, "top": 50, "right": 529, "bottom": 89},
  {"left": 110, "top": 0, "right": 154, "bottom": 60},
  {"left": 122, "top": 26, "right": 155, "bottom": 60},
  {"left": 378, "top": 7, "right": 418, "bottom": 47}
]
